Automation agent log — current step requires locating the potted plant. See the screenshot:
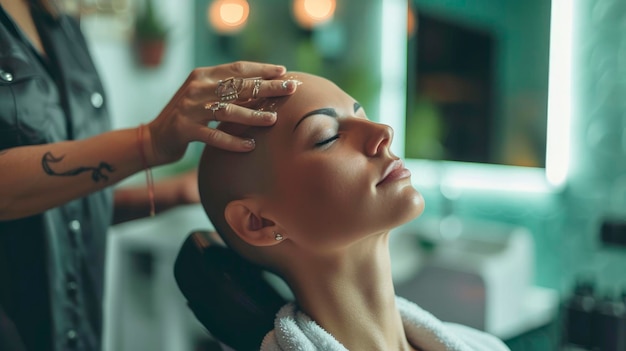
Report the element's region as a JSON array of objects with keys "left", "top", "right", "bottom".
[{"left": 133, "top": 0, "right": 168, "bottom": 67}]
